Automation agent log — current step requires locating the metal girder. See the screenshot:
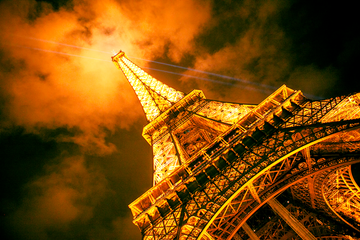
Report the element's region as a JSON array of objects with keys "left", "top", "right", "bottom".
[
  {"left": 141, "top": 116, "right": 360, "bottom": 239},
  {"left": 322, "top": 166, "right": 360, "bottom": 231},
  {"left": 241, "top": 222, "right": 260, "bottom": 240},
  {"left": 291, "top": 136, "right": 360, "bottom": 233},
  {"left": 301, "top": 147, "right": 316, "bottom": 208},
  {"left": 193, "top": 121, "right": 360, "bottom": 240},
  {"left": 113, "top": 51, "right": 360, "bottom": 240},
  {"left": 251, "top": 202, "right": 355, "bottom": 240},
  {"left": 267, "top": 198, "right": 317, "bottom": 240},
  {"left": 206, "top": 154, "right": 360, "bottom": 240}
]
